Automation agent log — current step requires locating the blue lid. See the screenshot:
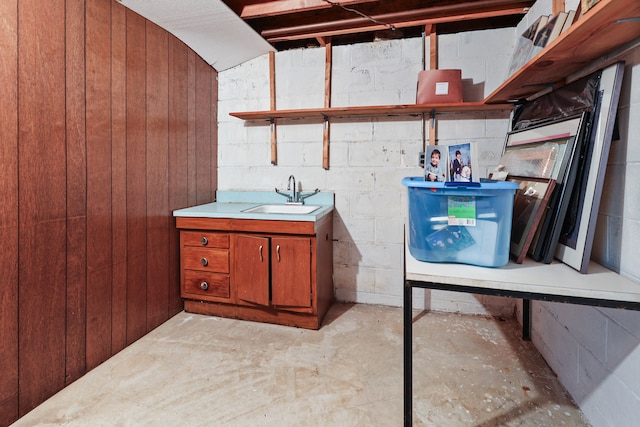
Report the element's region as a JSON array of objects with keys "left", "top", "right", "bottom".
[{"left": 401, "top": 176, "right": 519, "bottom": 190}]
